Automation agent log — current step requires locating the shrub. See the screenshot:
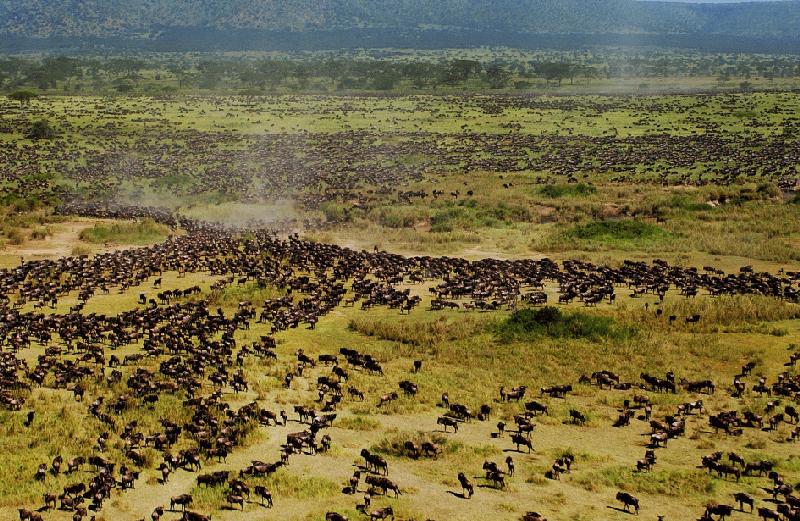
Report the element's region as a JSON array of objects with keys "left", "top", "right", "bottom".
[
  {"left": 662, "top": 194, "right": 710, "bottom": 212},
  {"left": 538, "top": 183, "right": 597, "bottom": 198},
  {"left": 373, "top": 206, "right": 423, "bottom": 229},
  {"left": 5, "top": 228, "right": 24, "bottom": 245},
  {"left": 30, "top": 227, "right": 49, "bottom": 240},
  {"left": 320, "top": 201, "right": 352, "bottom": 223},
  {"left": 430, "top": 199, "right": 531, "bottom": 232},
  {"left": 567, "top": 220, "right": 669, "bottom": 244},
  {"left": 495, "top": 307, "right": 635, "bottom": 342},
  {"left": 26, "top": 120, "right": 56, "bottom": 140}
]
